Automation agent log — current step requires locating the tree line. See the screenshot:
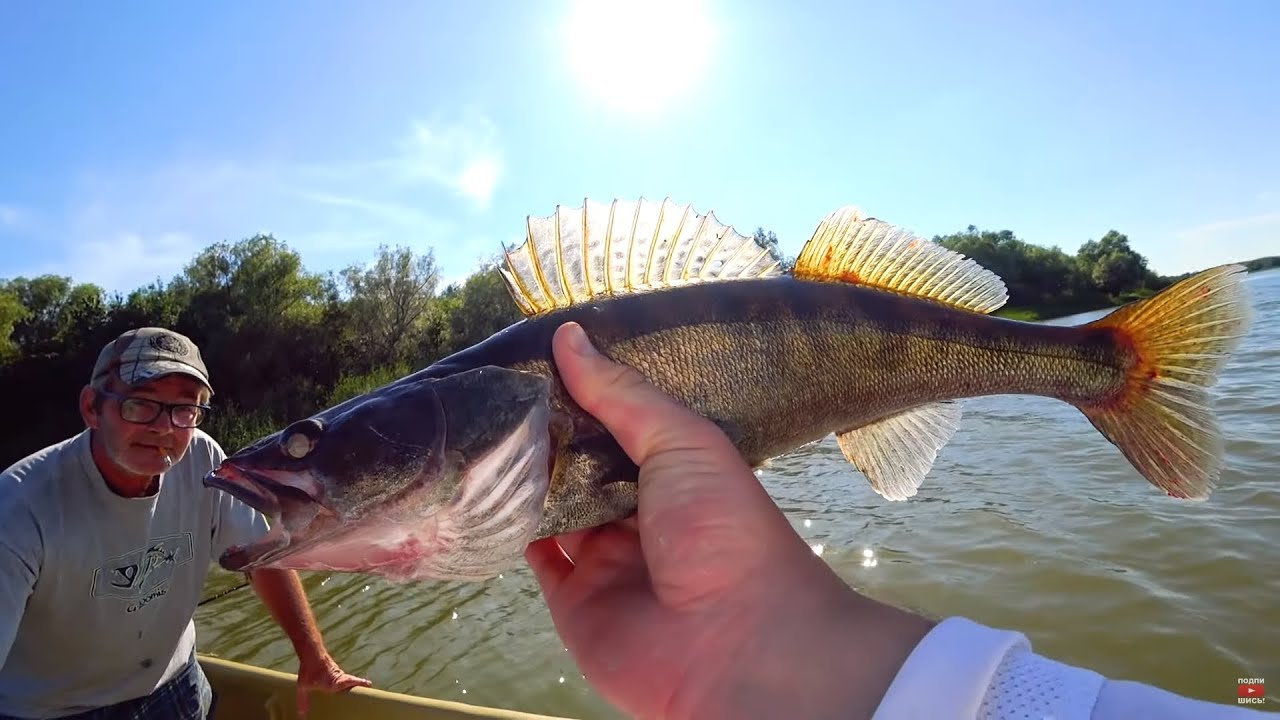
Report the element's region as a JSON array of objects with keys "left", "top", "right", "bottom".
[{"left": 1, "top": 225, "right": 1274, "bottom": 468}]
